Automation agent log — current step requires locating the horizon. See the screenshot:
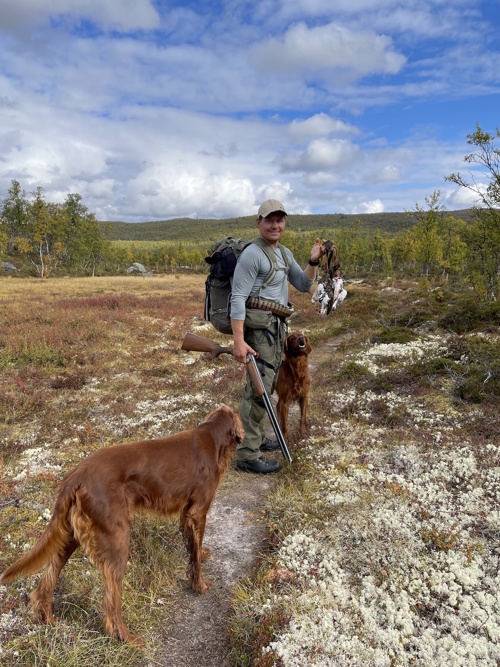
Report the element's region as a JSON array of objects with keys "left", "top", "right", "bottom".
[{"left": 103, "top": 207, "right": 475, "bottom": 225}]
